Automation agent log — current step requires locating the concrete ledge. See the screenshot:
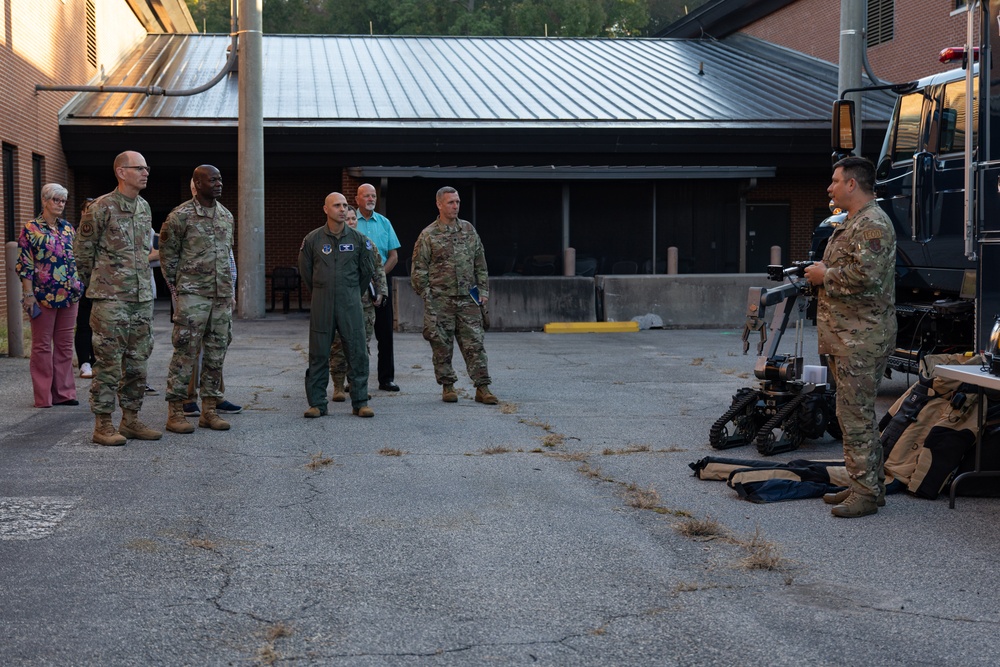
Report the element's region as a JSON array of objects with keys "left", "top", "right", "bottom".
[
  {"left": 598, "top": 274, "right": 769, "bottom": 329},
  {"left": 394, "top": 277, "right": 596, "bottom": 332}
]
